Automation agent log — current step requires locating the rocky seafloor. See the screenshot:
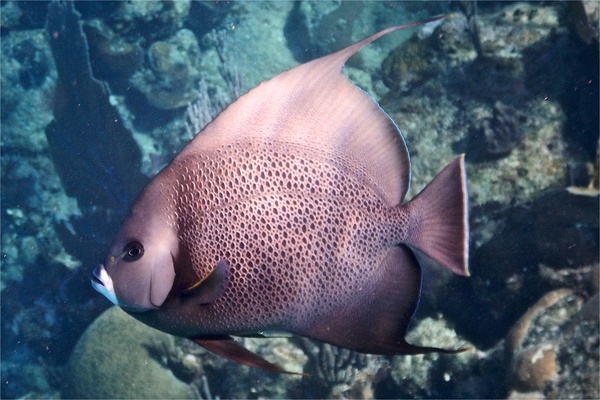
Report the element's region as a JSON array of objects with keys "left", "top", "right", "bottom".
[{"left": 1, "top": 1, "right": 598, "bottom": 399}]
